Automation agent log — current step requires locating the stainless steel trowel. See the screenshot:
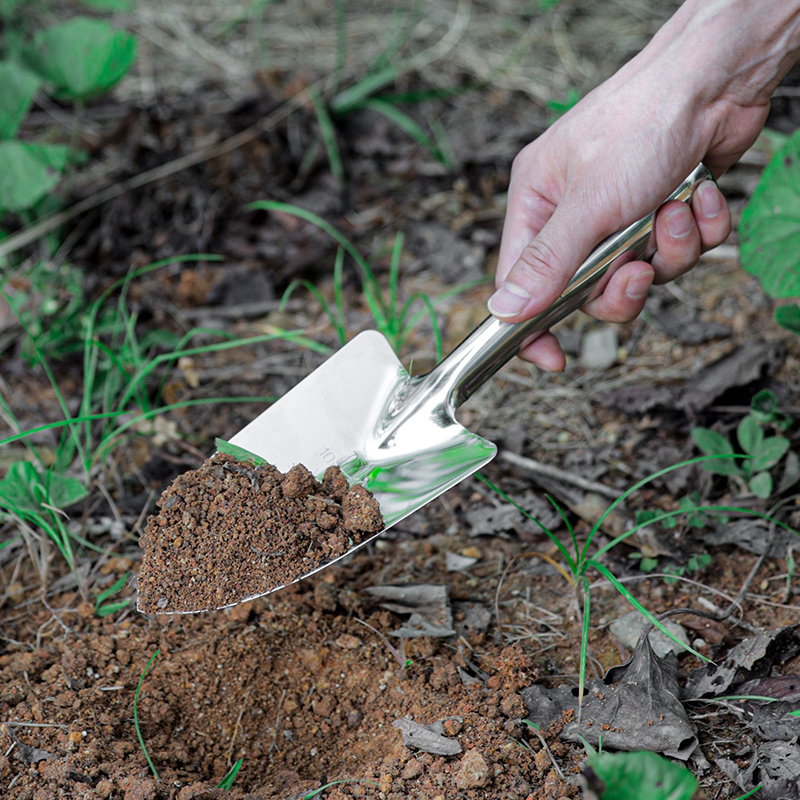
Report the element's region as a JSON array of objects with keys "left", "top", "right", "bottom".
[{"left": 196, "top": 164, "right": 711, "bottom": 609}]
